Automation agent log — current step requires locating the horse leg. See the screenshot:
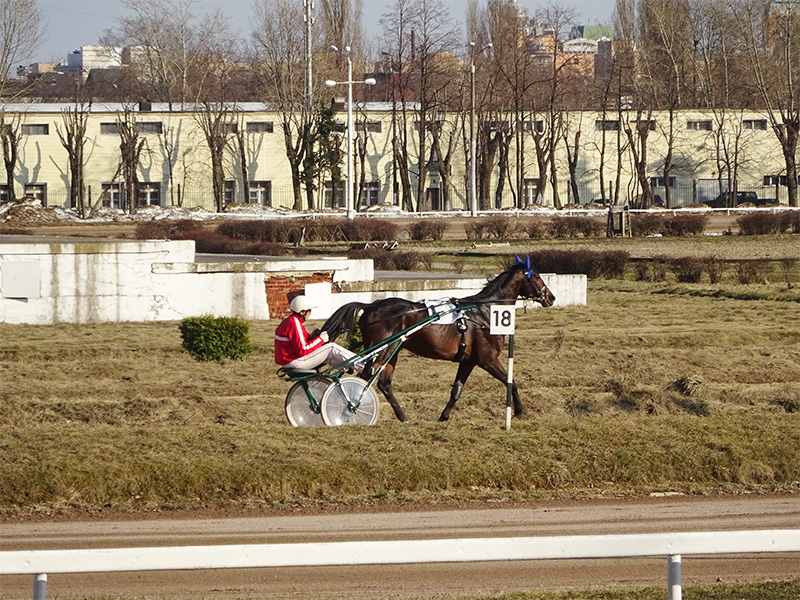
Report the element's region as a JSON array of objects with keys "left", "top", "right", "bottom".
[
  {"left": 375, "top": 355, "right": 408, "bottom": 422},
  {"left": 480, "top": 357, "right": 525, "bottom": 417},
  {"left": 439, "top": 361, "right": 476, "bottom": 422}
]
